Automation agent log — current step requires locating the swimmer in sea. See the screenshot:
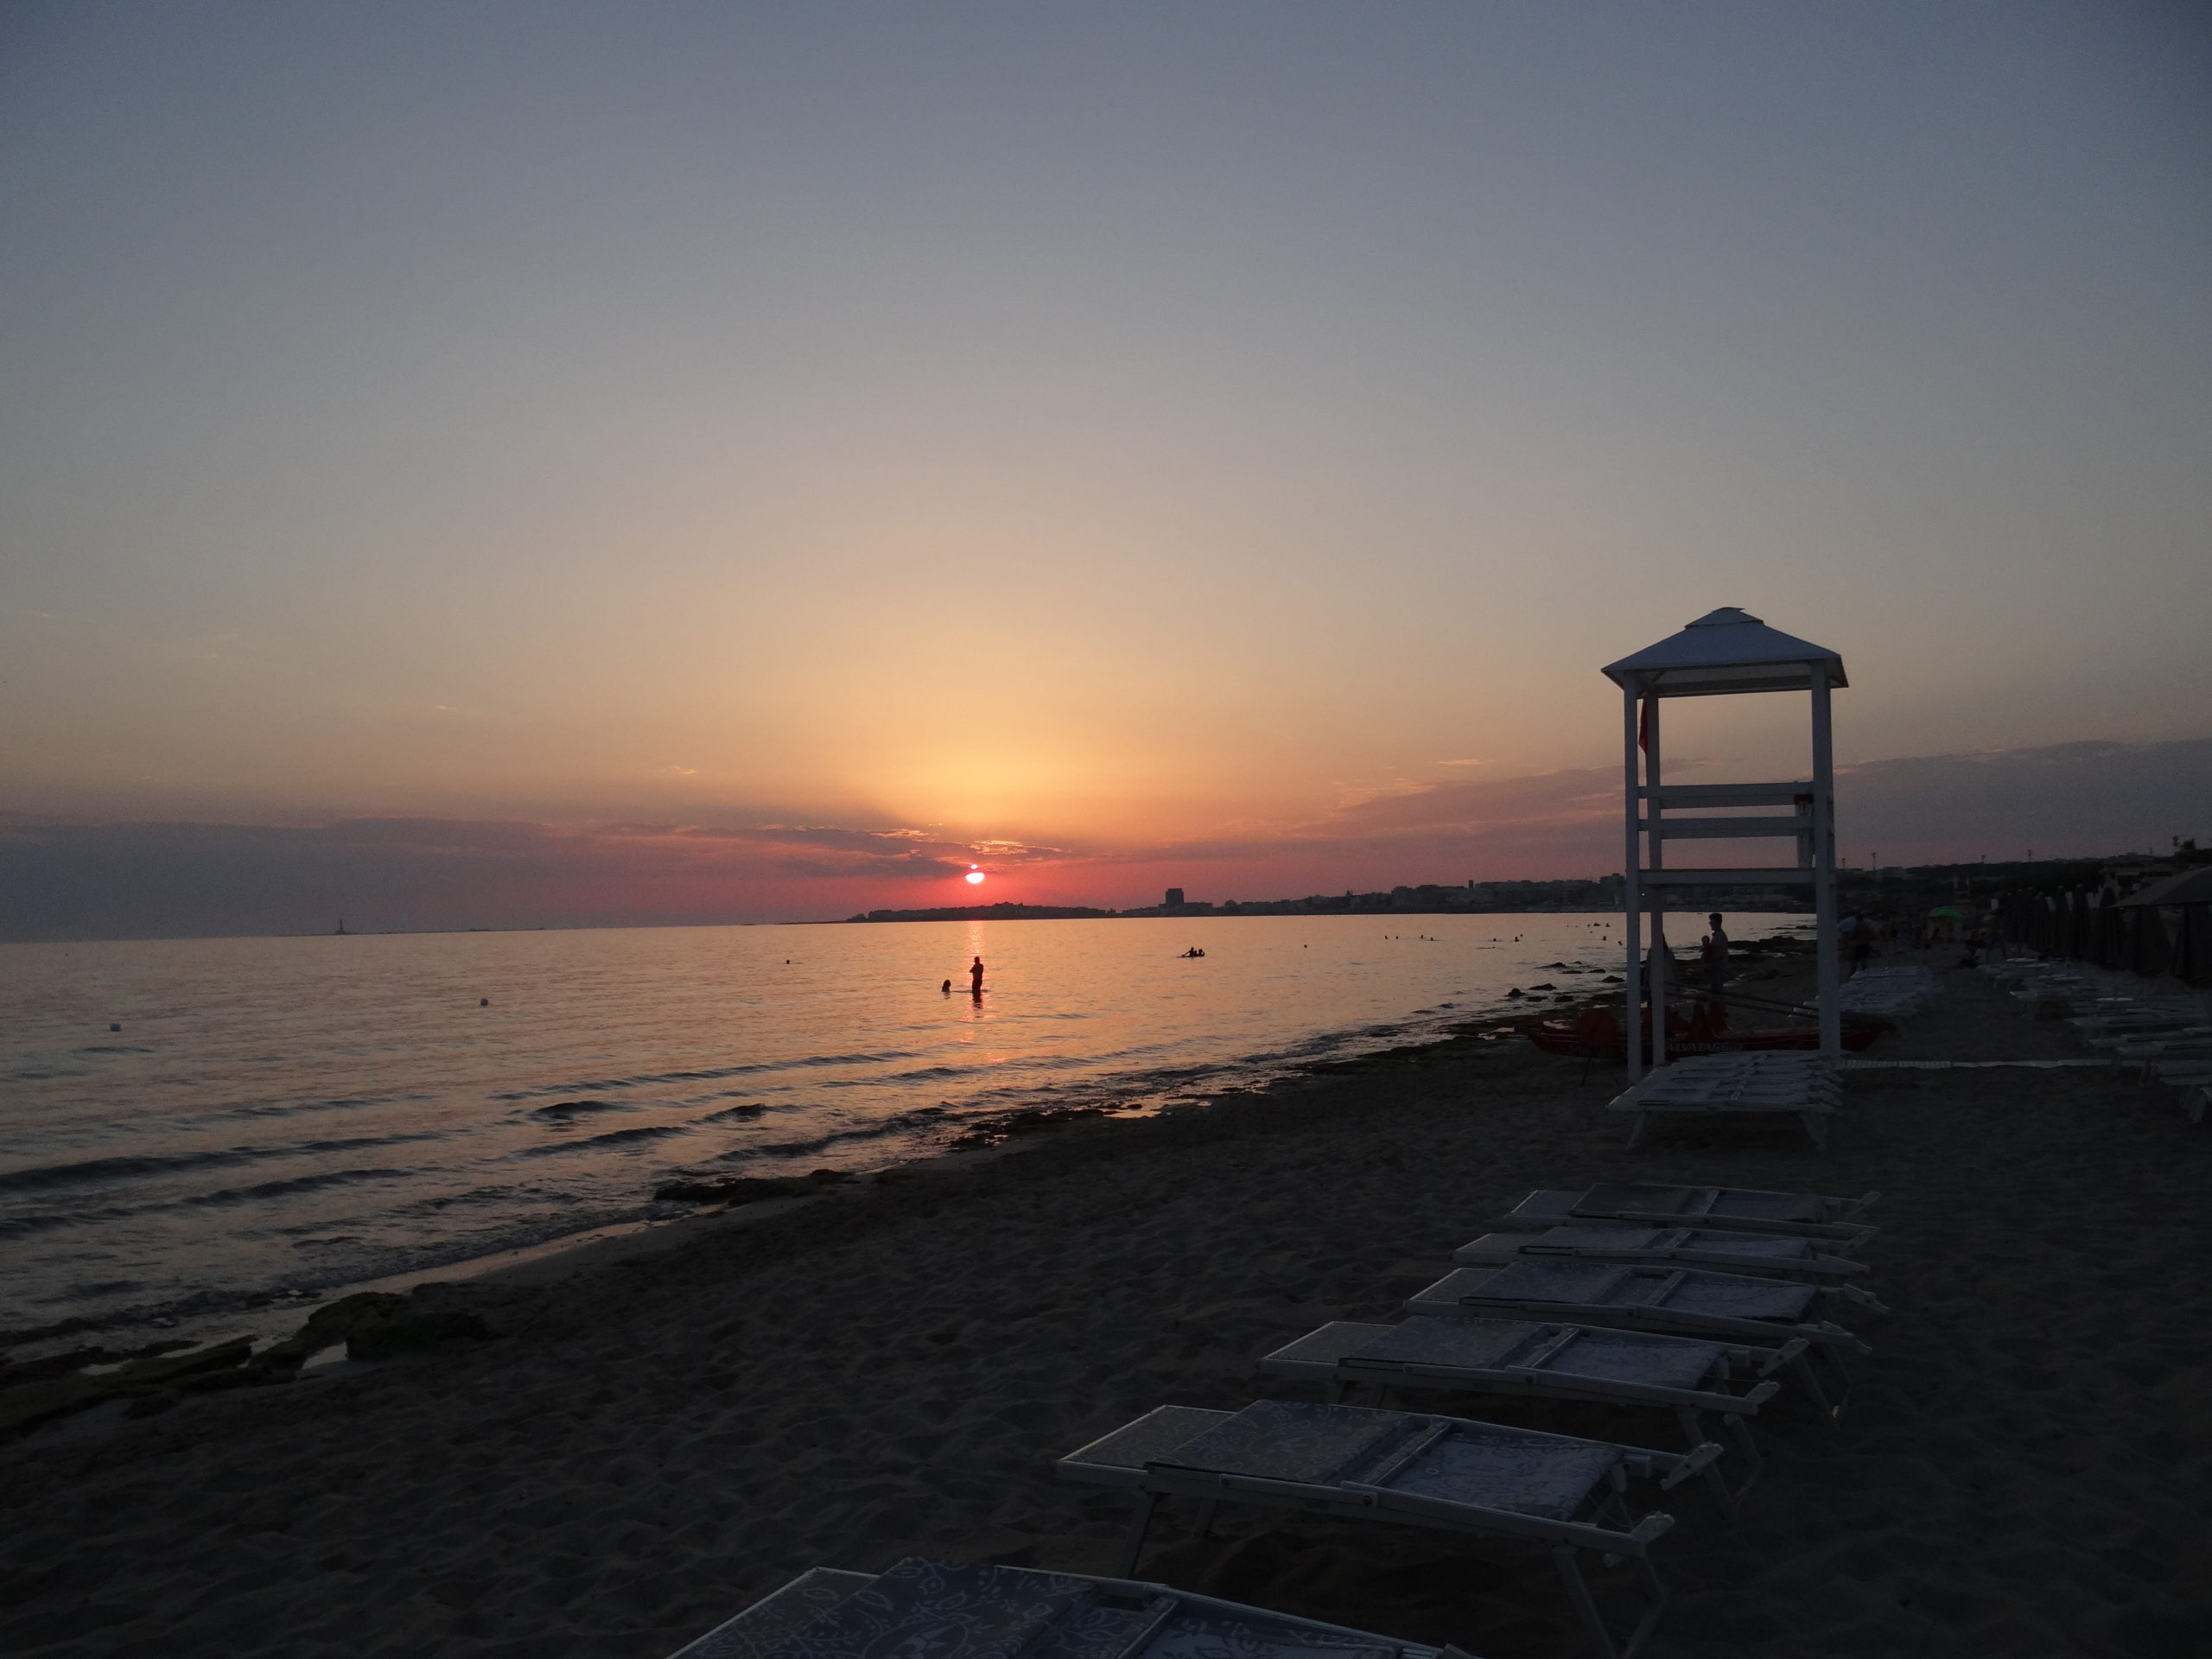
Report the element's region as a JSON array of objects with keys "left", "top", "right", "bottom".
[{"left": 969, "top": 956, "right": 985, "bottom": 995}]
